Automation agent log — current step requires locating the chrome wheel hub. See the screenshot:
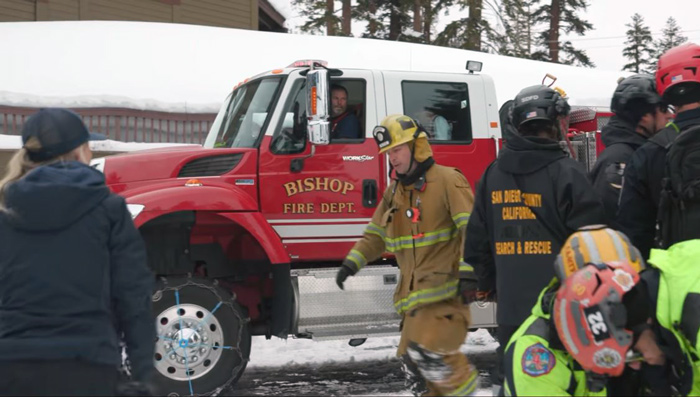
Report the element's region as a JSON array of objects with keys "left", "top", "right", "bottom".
[{"left": 154, "top": 303, "right": 225, "bottom": 381}]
